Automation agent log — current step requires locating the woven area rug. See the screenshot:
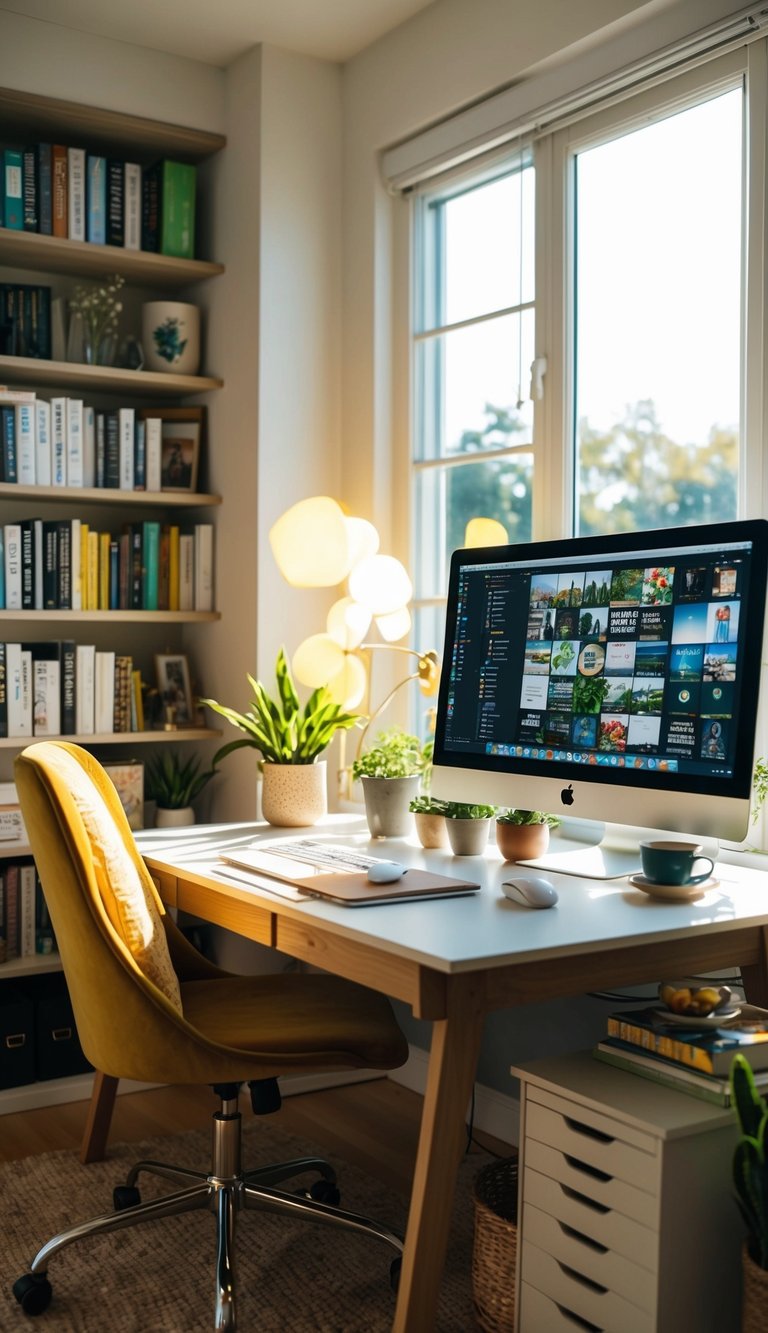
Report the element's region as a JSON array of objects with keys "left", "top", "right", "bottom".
[{"left": 0, "top": 1117, "right": 490, "bottom": 1331}]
